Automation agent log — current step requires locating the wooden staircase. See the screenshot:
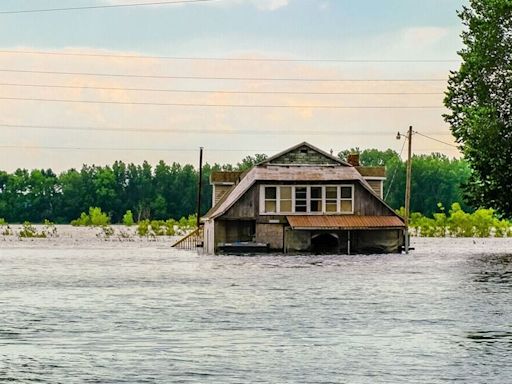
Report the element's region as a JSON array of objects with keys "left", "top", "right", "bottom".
[{"left": 171, "top": 226, "right": 203, "bottom": 250}]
